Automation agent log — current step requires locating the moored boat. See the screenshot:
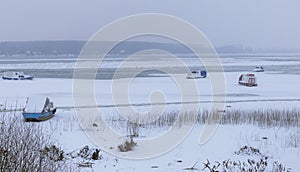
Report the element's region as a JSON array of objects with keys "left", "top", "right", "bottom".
[
  {"left": 238, "top": 74, "right": 257, "bottom": 87},
  {"left": 186, "top": 70, "right": 207, "bottom": 79},
  {"left": 22, "top": 97, "right": 56, "bottom": 122},
  {"left": 2, "top": 71, "right": 33, "bottom": 80},
  {"left": 252, "top": 66, "right": 264, "bottom": 72}
]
